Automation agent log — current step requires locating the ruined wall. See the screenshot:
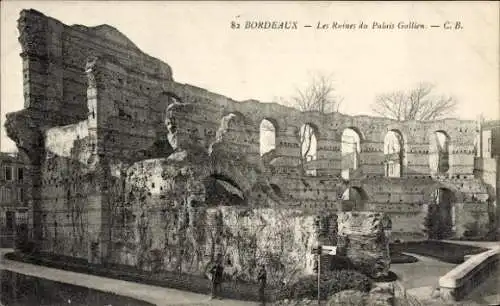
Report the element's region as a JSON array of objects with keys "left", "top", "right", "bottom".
[
  {"left": 158, "top": 87, "right": 479, "bottom": 178},
  {"left": 156, "top": 82, "right": 488, "bottom": 241},
  {"left": 5, "top": 9, "right": 174, "bottom": 255},
  {"left": 37, "top": 120, "right": 103, "bottom": 259},
  {"left": 103, "top": 157, "right": 331, "bottom": 285},
  {"left": 4, "top": 9, "right": 495, "bottom": 264},
  {"left": 15, "top": 9, "right": 172, "bottom": 126}
]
